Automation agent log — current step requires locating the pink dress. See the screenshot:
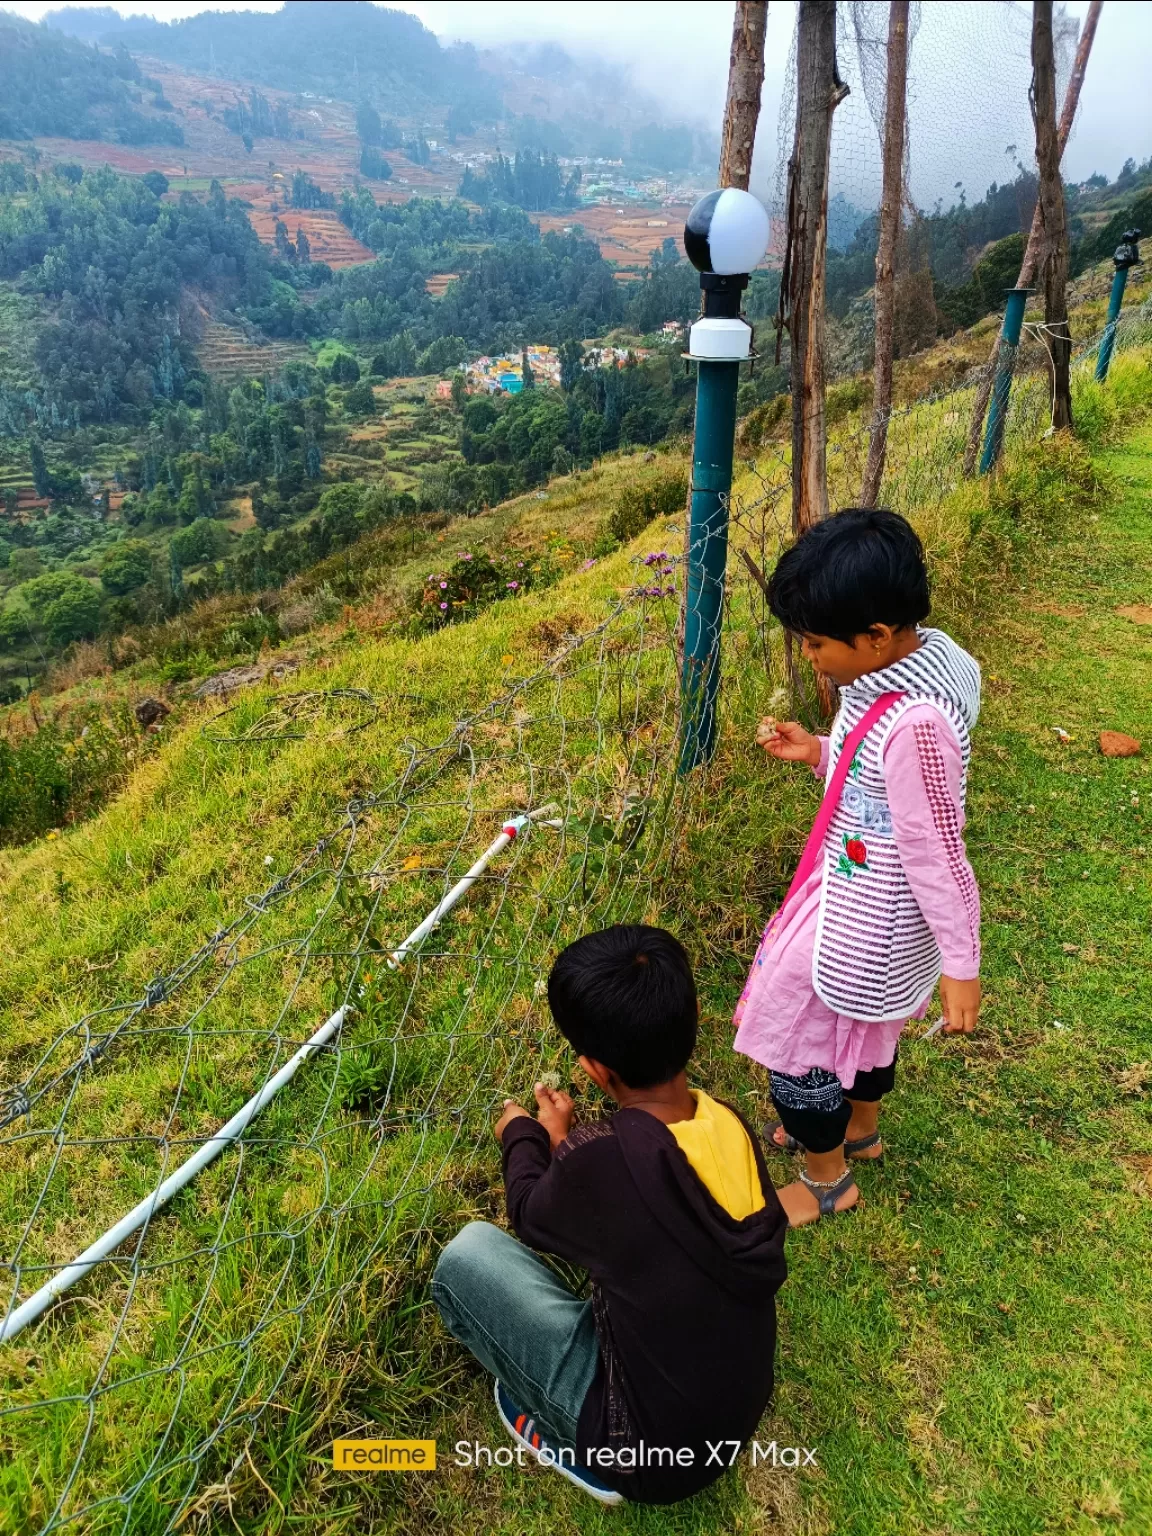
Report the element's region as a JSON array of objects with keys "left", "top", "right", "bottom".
[{"left": 733, "top": 706, "right": 980, "bottom": 1087}]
